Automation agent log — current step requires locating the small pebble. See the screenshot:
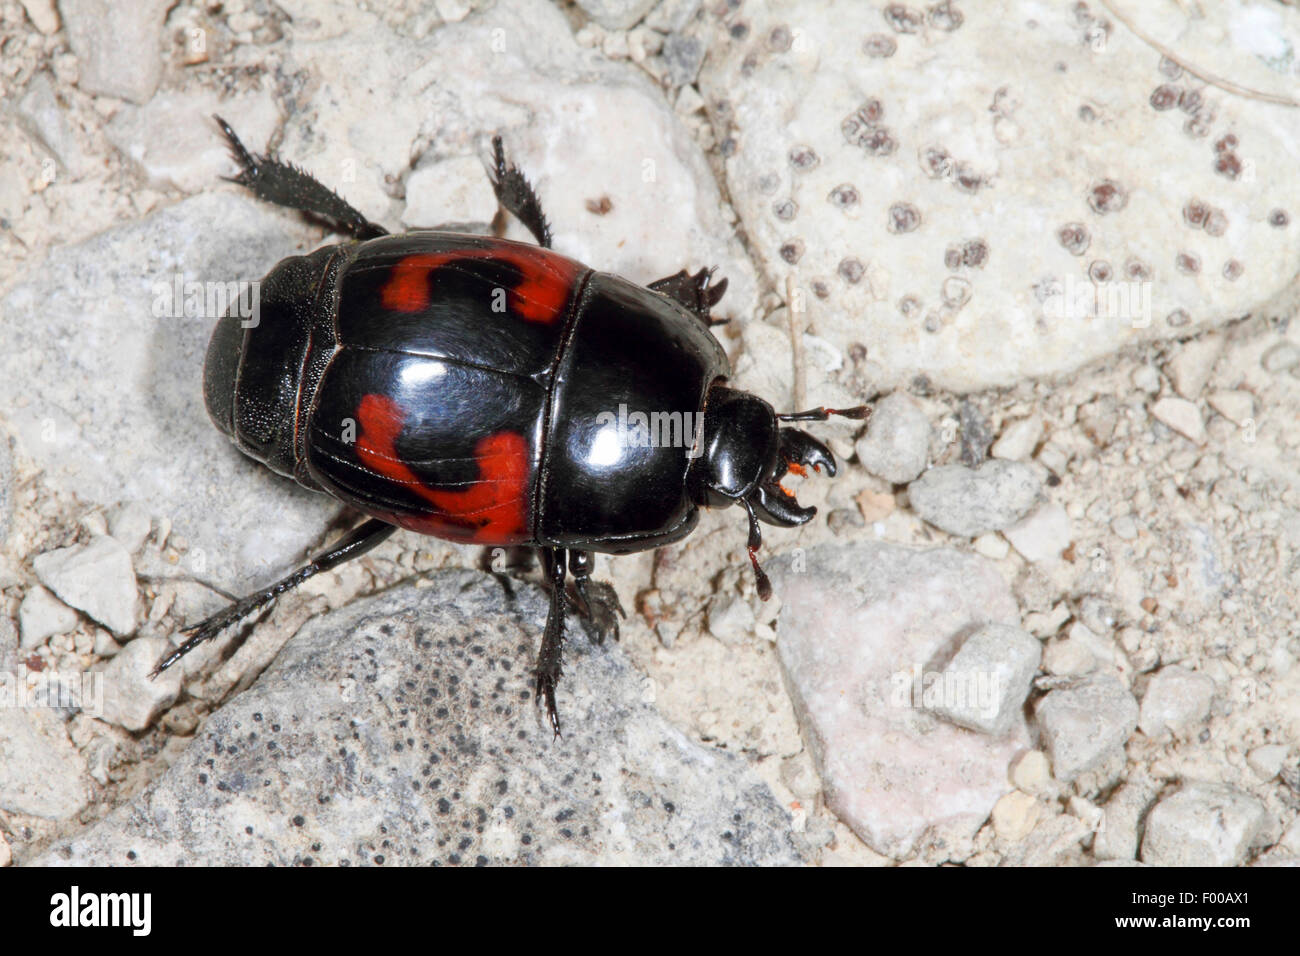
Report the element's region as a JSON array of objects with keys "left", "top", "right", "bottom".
[
  {"left": 1261, "top": 342, "right": 1299, "bottom": 373},
  {"left": 1141, "top": 783, "right": 1270, "bottom": 866},
  {"left": 854, "top": 392, "right": 931, "bottom": 483},
  {"left": 1035, "top": 674, "right": 1138, "bottom": 782},
  {"left": 1138, "top": 664, "right": 1215, "bottom": 737},
  {"left": 1149, "top": 397, "right": 1206, "bottom": 444},
  {"left": 908, "top": 461, "right": 1043, "bottom": 537},
  {"left": 18, "top": 585, "right": 79, "bottom": 648},
  {"left": 1002, "top": 502, "right": 1072, "bottom": 563}
]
